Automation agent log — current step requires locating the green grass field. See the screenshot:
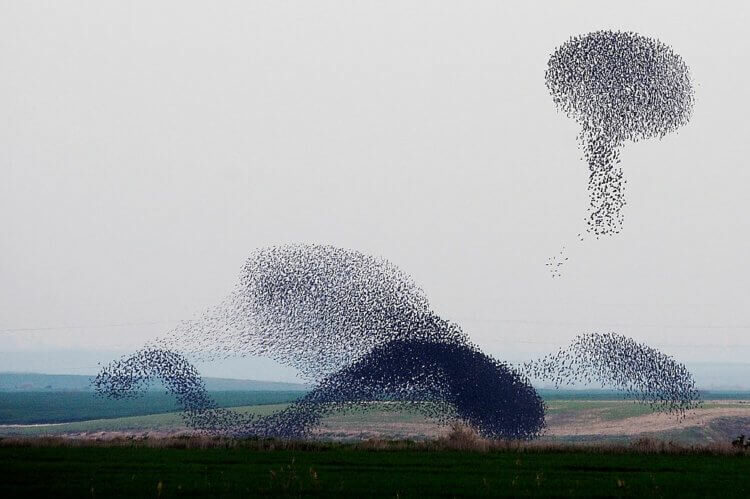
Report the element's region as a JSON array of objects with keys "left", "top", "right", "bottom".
[
  {"left": 0, "top": 391, "right": 308, "bottom": 424},
  {"left": 4, "top": 390, "right": 746, "bottom": 426},
  {"left": 3, "top": 398, "right": 750, "bottom": 446},
  {"left": 544, "top": 399, "right": 748, "bottom": 421},
  {"left": 1, "top": 441, "right": 748, "bottom": 498},
  {"left": 0, "top": 404, "right": 293, "bottom": 436}
]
